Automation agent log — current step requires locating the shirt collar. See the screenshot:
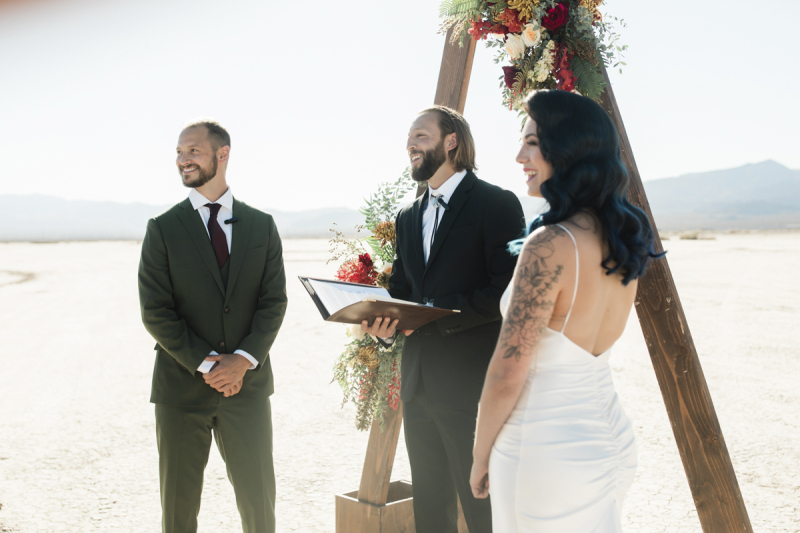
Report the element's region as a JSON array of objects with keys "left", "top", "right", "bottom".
[
  {"left": 428, "top": 170, "right": 467, "bottom": 203},
  {"left": 188, "top": 188, "right": 233, "bottom": 211}
]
